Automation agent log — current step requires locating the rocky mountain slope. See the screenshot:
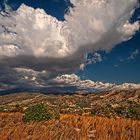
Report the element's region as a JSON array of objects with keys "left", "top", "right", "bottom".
[{"left": 0, "top": 89, "right": 139, "bottom": 119}]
